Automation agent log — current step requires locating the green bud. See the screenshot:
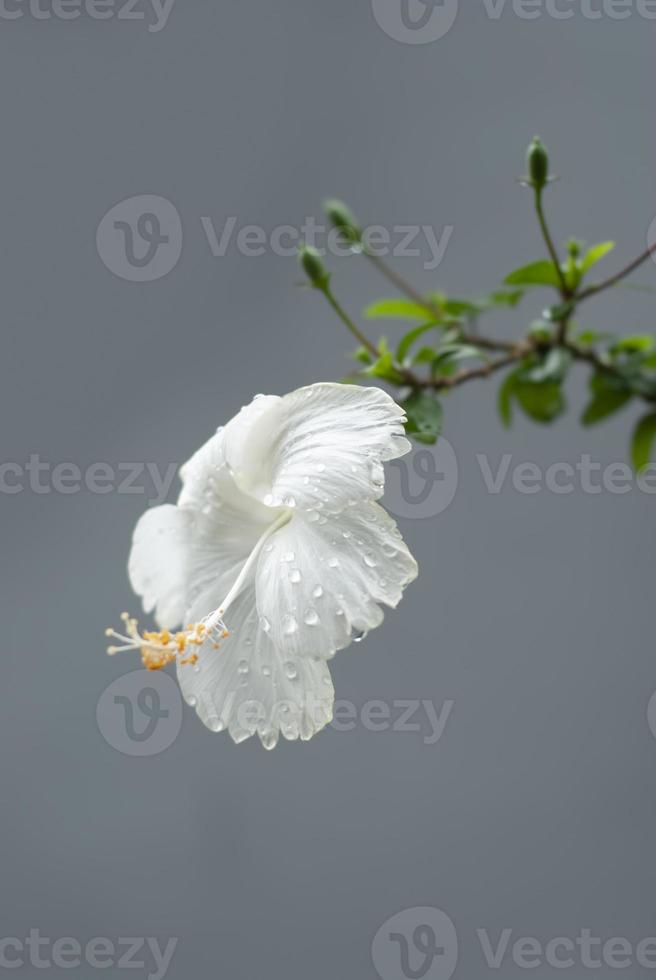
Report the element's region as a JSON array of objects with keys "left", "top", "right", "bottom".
[
  {"left": 567, "top": 238, "right": 583, "bottom": 260},
  {"left": 323, "top": 198, "right": 361, "bottom": 244},
  {"left": 299, "top": 244, "right": 329, "bottom": 289},
  {"left": 527, "top": 137, "right": 549, "bottom": 191}
]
